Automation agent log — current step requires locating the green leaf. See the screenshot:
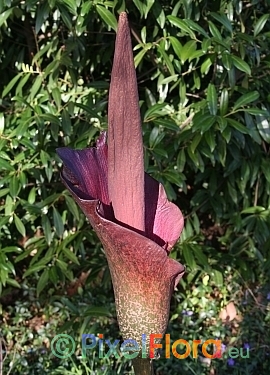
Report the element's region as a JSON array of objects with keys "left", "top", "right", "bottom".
[
  {"left": 149, "top": 127, "right": 159, "bottom": 148},
  {"left": 193, "top": 70, "right": 201, "bottom": 89},
  {"left": 0, "top": 8, "right": 13, "bottom": 27},
  {"left": 40, "top": 150, "right": 50, "bottom": 166},
  {"left": 193, "top": 113, "right": 216, "bottom": 133},
  {"left": 207, "top": 83, "right": 217, "bottom": 115},
  {"left": 180, "top": 40, "right": 197, "bottom": 64},
  {"left": 23, "top": 265, "right": 46, "bottom": 278},
  {"left": 0, "top": 217, "right": 9, "bottom": 232},
  {"left": 12, "top": 119, "right": 31, "bottom": 138},
  {"left": 190, "top": 133, "right": 202, "bottom": 153},
  {"left": 16, "top": 73, "right": 31, "bottom": 95},
  {"left": 1, "top": 246, "right": 22, "bottom": 253},
  {"left": 244, "top": 112, "right": 261, "bottom": 144},
  {"left": 153, "top": 147, "right": 168, "bottom": 158},
  {"left": 254, "top": 14, "right": 269, "bottom": 37},
  {"left": 203, "top": 274, "right": 210, "bottom": 286},
  {"left": 220, "top": 88, "right": 229, "bottom": 116},
  {"left": 40, "top": 113, "right": 61, "bottom": 125},
  {"left": 52, "top": 87, "right": 61, "bottom": 109},
  {"left": 44, "top": 59, "right": 59, "bottom": 76},
  {"left": 188, "top": 49, "right": 204, "bottom": 62},
  {"left": 182, "top": 244, "right": 196, "bottom": 270},
  {"left": 192, "top": 214, "right": 200, "bottom": 234},
  {"left": 227, "top": 118, "right": 249, "bottom": 134},
  {"left": 83, "top": 306, "right": 111, "bottom": 317},
  {"left": 81, "top": 1, "right": 92, "bottom": 16},
  {"left": 28, "top": 187, "right": 36, "bottom": 204},
  {"left": 53, "top": 207, "right": 64, "bottom": 237},
  {"left": 179, "top": 77, "right": 186, "bottom": 104},
  {"left": 202, "top": 38, "right": 211, "bottom": 53},
  {"left": 42, "top": 215, "right": 53, "bottom": 245},
  {"left": 61, "top": 297, "right": 79, "bottom": 314},
  {"left": 177, "top": 149, "right": 186, "bottom": 173},
  {"left": 169, "top": 36, "right": 182, "bottom": 59},
  {"left": 222, "top": 53, "right": 232, "bottom": 70},
  {"left": 241, "top": 206, "right": 266, "bottom": 214},
  {"left": 194, "top": 248, "right": 209, "bottom": 267},
  {"left": 211, "top": 269, "right": 223, "bottom": 287},
  {"left": 210, "top": 12, "right": 232, "bottom": 33},
  {"left": 2, "top": 73, "right": 22, "bottom": 97},
  {"left": 231, "top": 55, "right": 251, "bottom": 75},
  {"left": 9, "top": 175, "right": 20, "bottom": 198},
  {"left": 167, "top": 16, "right": 196, "bottom": 39},
  {"left": 157, "top": 46, "right": 175, "bottom": 75},
  {"left": 61, "top": 0, "right": 77, "bottom": 15},
  {"left": 256, "top": 114, "right": 270, "bottom": 143},
  {"left": 62, "top": 109, "right": 72, "bottom": 135},
  {"left": 204, "top": 130, "right": 216, "bottom": 152},
  {"left": 62, "top": 248, "right": 80, "bottom": 265},
  {"left": 133, "top": 0, "right": 145, "bottom": 17},
  {"left": 65, "top": 195, "right": 80, "bottom": 221},
  {"left": 0, "top": 158, "right": 14, "bottom": 171},
  {"left": 153, "top": 118, "right": 179, "bottom": 131},
  {"left": 14, "top": 214, "right": 26, "bottom": 237},
  {"left": 152, "top": 1, "right": 165, "bottom": 28},
  {"left": 162, "top": 170, "right": 183, "bottom": 186},
  {"left": 134, "top": 48, "right": 148, "bottom": 68},
  {"left": 0, "top": 188, "right": 9, "bottom": 198},
  {"left": 58, "top": 5, "right": 72, "bottom": 29},
  {"left": 144, "top": 103, "right": 167, "bottom": 121},
  {"left": 208, "top": 20, "right": 222, "bottom": 40},
  {"left": 0, "top": 113, "right": 4, "bottom": 136},
  {"left": 183, "top": 19, "right": 209, "bottom": 38},
  {"left": 201, "top": 57, "right": 213, "bottom": 75},
  {"left": 96, "top": 5, "right": 117, "bottom": 31},
  {"left": 35, "top": 2, "right": 50, "bottom": 33},
  {"left": 37, "top": 269, "right": 49, "bottom": 296},
  {"left": 49, "top": 266, "right": 59, "bottom": 285},
  {"left": 6, "top": 278, "right": 21, "bottom": 288},
  {"left": 144, "top": 0, "right": 155, "bottom": 18},
  {"left": 217, "top": 116, "right": 227, "bottom": 133},
  {"left": 241, "top": 108, "right": 268, "bottom": 115},
  {"left": 2, "top": 260, "right": 15, "bottom": 275},
  {"left": 233, "top": 91, "right": 259, "bottom": 111},
  {"left": 5, "top": 195, "right": 14, "bottom": 216},
  {"left": 29, "top": 75, "right": 43, "bottom": 101}
]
